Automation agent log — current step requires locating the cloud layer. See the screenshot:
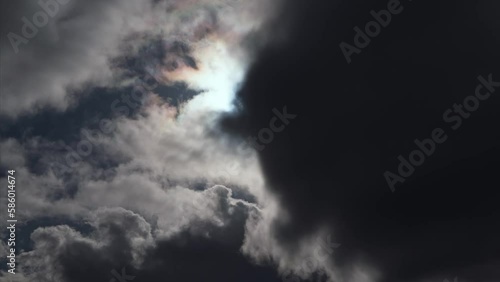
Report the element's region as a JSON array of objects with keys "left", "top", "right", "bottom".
[{"left": 3, "top": 0, "right": 500, "bottom": 282}]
